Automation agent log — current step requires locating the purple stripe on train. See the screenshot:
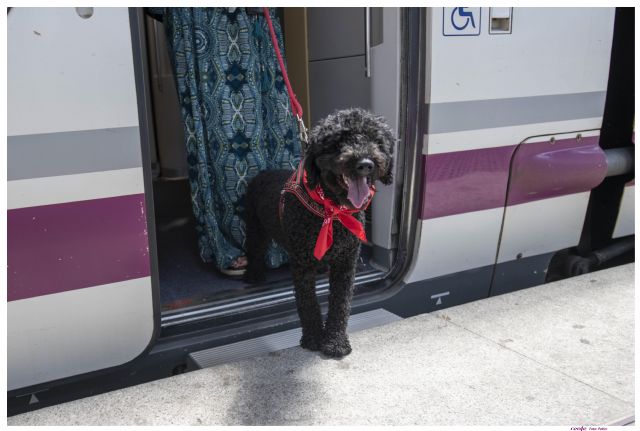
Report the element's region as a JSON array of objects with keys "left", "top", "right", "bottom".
[
  {"left": 421, "top": 135, "right": 606, "bottom": 219},
  {"left": 506, "top": 135, "right": 606, "bottom": 205},
  {"left": 421, "top": 145, "right": 515, "bottom": 219},
  {"left": 8, "top": 194, "right": 150, "bottom": 302}
]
